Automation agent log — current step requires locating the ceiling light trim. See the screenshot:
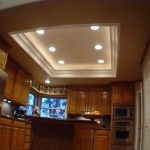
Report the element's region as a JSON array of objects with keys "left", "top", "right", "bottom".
[{"left": 10, "top": 24, "right": 119, "bottom": 78}]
